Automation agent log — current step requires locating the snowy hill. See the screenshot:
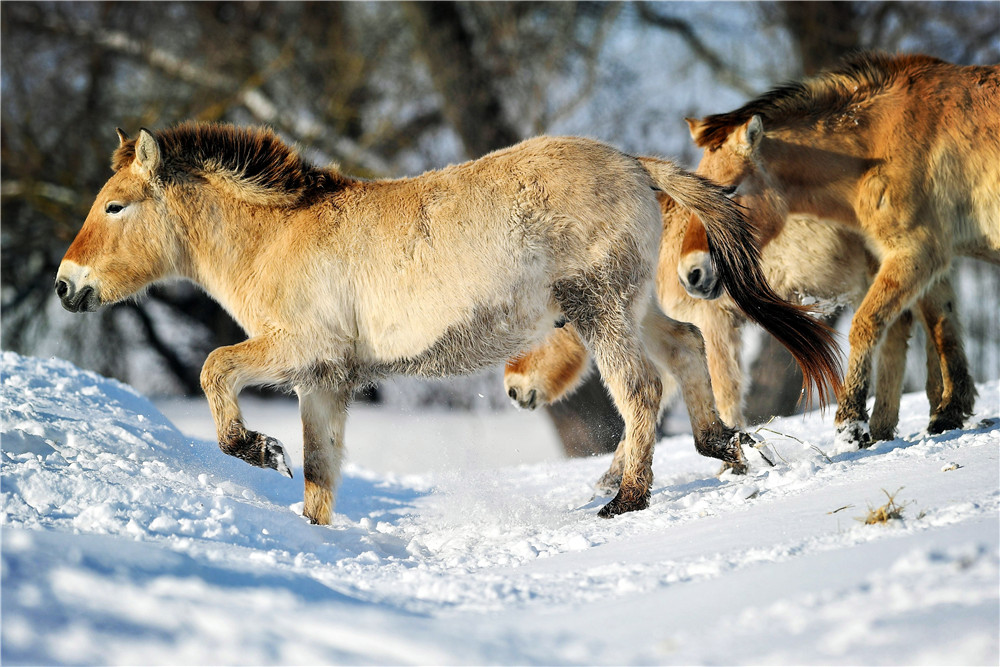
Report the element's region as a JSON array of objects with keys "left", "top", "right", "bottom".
[{"left": 2, "top": 351, "right": 998, "bottom": 665}]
